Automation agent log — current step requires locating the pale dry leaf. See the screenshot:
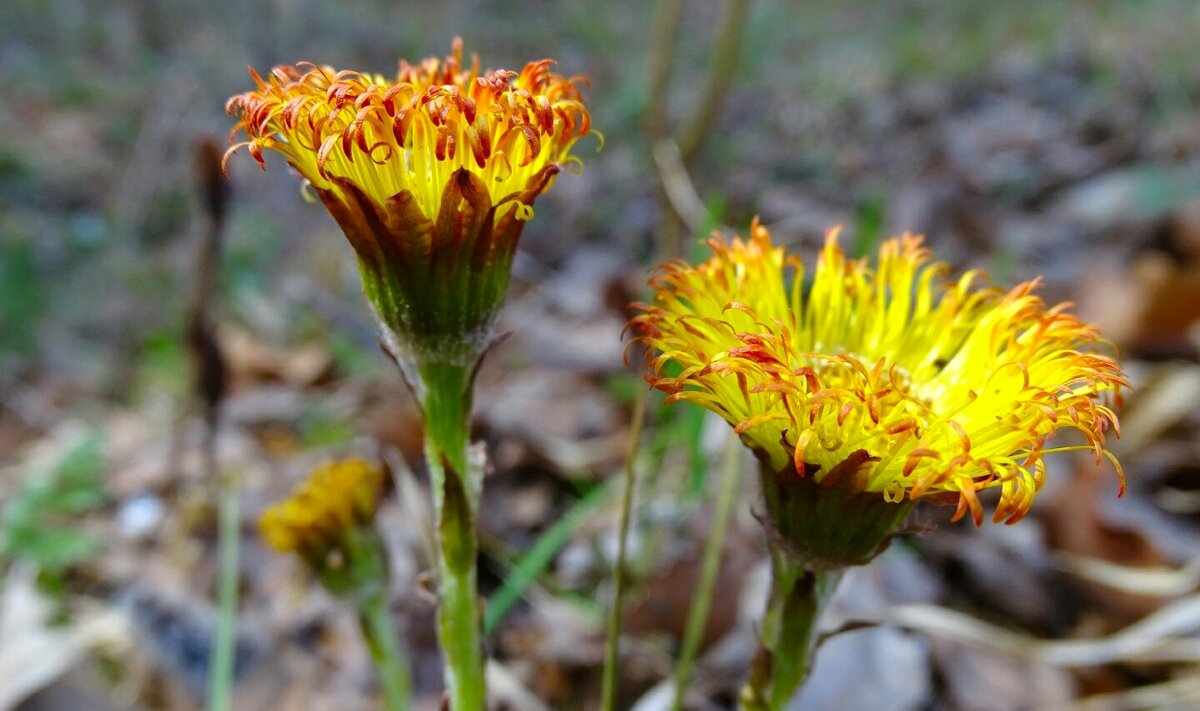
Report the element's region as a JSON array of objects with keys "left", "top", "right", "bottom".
[
  {"left": 0, "top": 569, "right": 131, "bottom": 711},
  {"left": 863, "top": 594, "right": 1200, "bottom": 668},
  {"left": 486, "top": 659, "right": 553, "bottom": 711},
  {"left": 1050, "top": 673, "right": 1200, "bottom": 711},
  {"left": 1111, "top": 363, "right": 1200, "bottom": 456},
  {"left": 1054, "top": 554, "right": 1200, "bottom": 597}
]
